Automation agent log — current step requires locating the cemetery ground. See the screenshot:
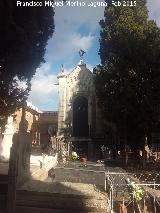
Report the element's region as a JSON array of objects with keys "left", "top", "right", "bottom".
[
  {"left": 1, "top": 153, "right": 160, "bottom": 212},
  {"left": 14, "top": 158, "right": 160, "bottom": 212}
]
